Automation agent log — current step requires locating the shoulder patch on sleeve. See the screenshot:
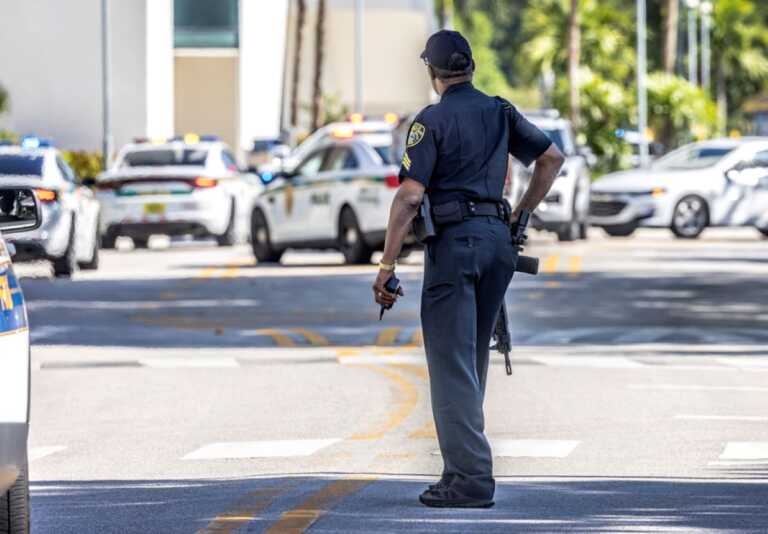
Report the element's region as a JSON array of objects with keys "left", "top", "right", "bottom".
[
  {"left": 407, "top": 122, "right": 426, "bottom": 148},
  {"left": 402, "top": 152, "right": 412, "bottom": 171}
]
